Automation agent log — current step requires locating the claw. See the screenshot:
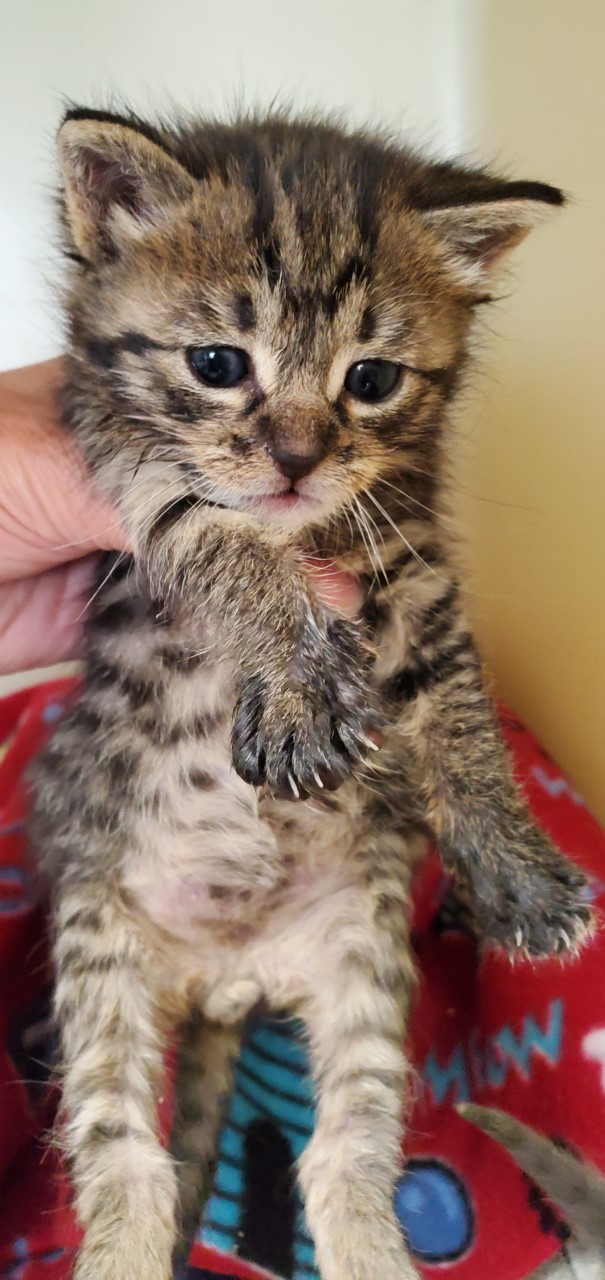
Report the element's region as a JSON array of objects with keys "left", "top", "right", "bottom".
[
  {"left": 287, "top": 771, "right": 300, "bottom": 799},
  {"left": 311, "top": 768, "right": 324, "bottom": 790},
  {"left": 514, "top": 927, "right": 523, "bottom": 948},
  {"left": 357, "top": 731, "right": 381, "bottom": 752},
  {"left": 558, "top": 929, "right": 571, "bottom": 950}
]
